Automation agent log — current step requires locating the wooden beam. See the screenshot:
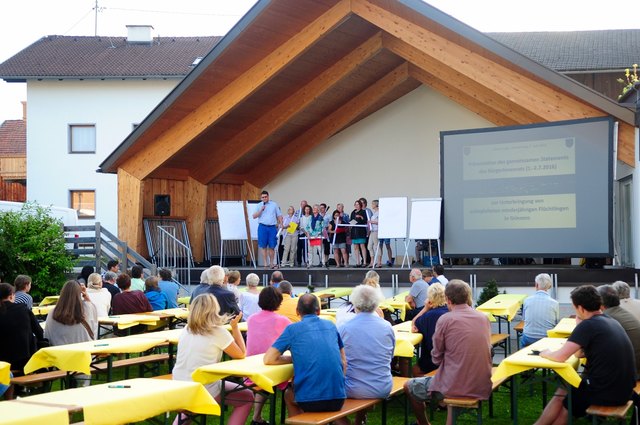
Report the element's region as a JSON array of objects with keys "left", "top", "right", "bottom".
[
  {"left": 354, "top": 0, "right": 605, "bottom": 122},
  {"left": 192, "top": 32, "right": 384, "bottom": 184},
  {"left": 148, "top": 167, "right": 190, "bottom": 181},
  {"left": 117, "top": 168, "right": 145, "bottom": 255},
  {"left": 247, "top": 62, "right": 410, "bottom": 186},
  {"left": 119, "top": 0, "right": 352, "bottom": 180},
  {"left": 409, "top": 65, "right": 520, "bottom": 127},
  {"left": 184, "top": 177, "right": 207, "bottom": 262},
  {"left": 618, "top": 122, "right": 635, "bottom": 167}
]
